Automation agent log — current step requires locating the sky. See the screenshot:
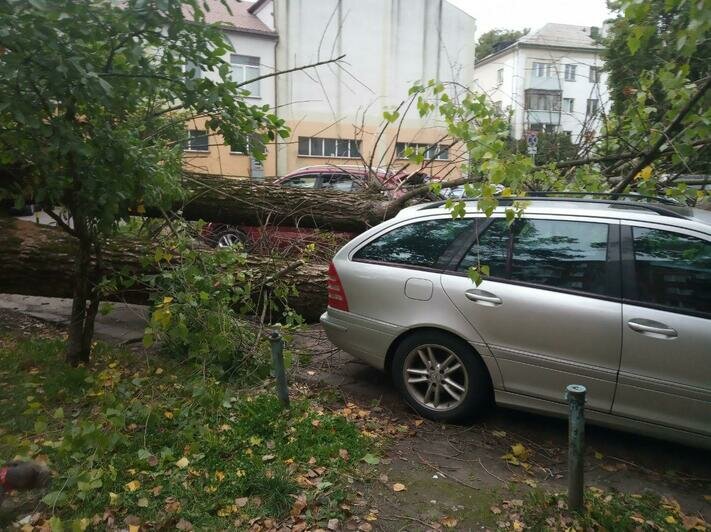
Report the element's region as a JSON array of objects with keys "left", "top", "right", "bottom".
[{"left": 447, "top": 0, "right": 614, "bottom": 37}]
